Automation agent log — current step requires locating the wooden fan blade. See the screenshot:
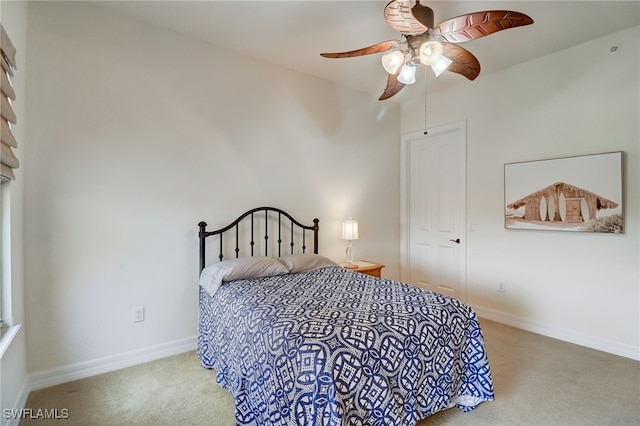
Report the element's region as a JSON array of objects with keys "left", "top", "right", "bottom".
[
  {"left": 442, "top": 43, "right": 481, "bottom": 81},
  {"left": 384, "top": 0, "right": 428, "bottom": 36},
  {"left": 435, "top": 11, "right": 533, "bottom": 43},
  {"left": 379, "top": 72, "right": 405, "bottom": 100},
  {"left": 320, "top": 40, "right": 401, "bottom": 58}
]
